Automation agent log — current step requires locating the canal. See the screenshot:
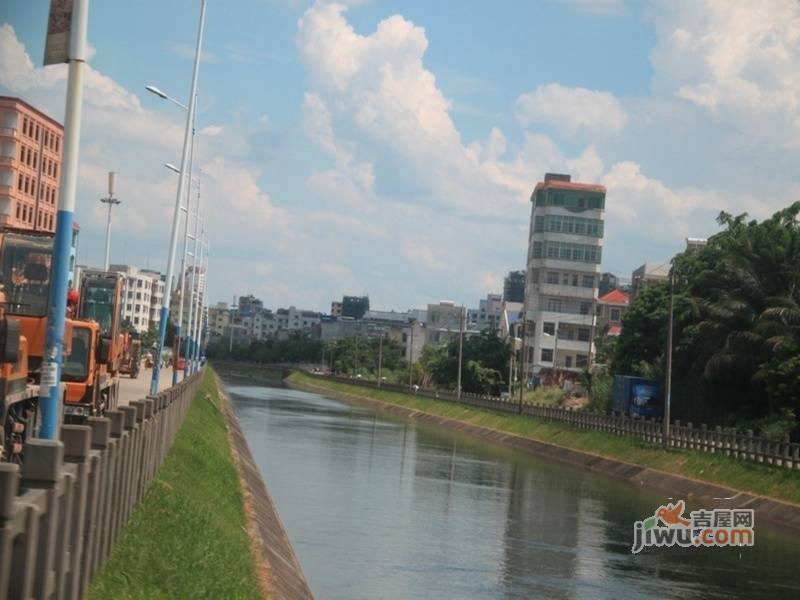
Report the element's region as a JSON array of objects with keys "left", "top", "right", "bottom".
[{"left": 224, "top": 381, "right": 800, "bottom": 599}]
